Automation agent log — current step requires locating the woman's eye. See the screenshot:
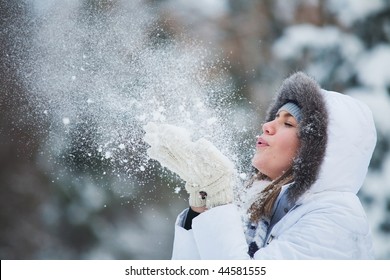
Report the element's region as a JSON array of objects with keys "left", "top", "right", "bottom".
[{"left": 284, "top": 122, "right": 293, "bottom": 127}]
